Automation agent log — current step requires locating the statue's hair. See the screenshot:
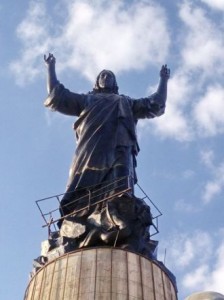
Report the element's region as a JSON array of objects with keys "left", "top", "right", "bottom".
[{"left": 92, "top": 70, "right": 119, "bottom": 94}]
